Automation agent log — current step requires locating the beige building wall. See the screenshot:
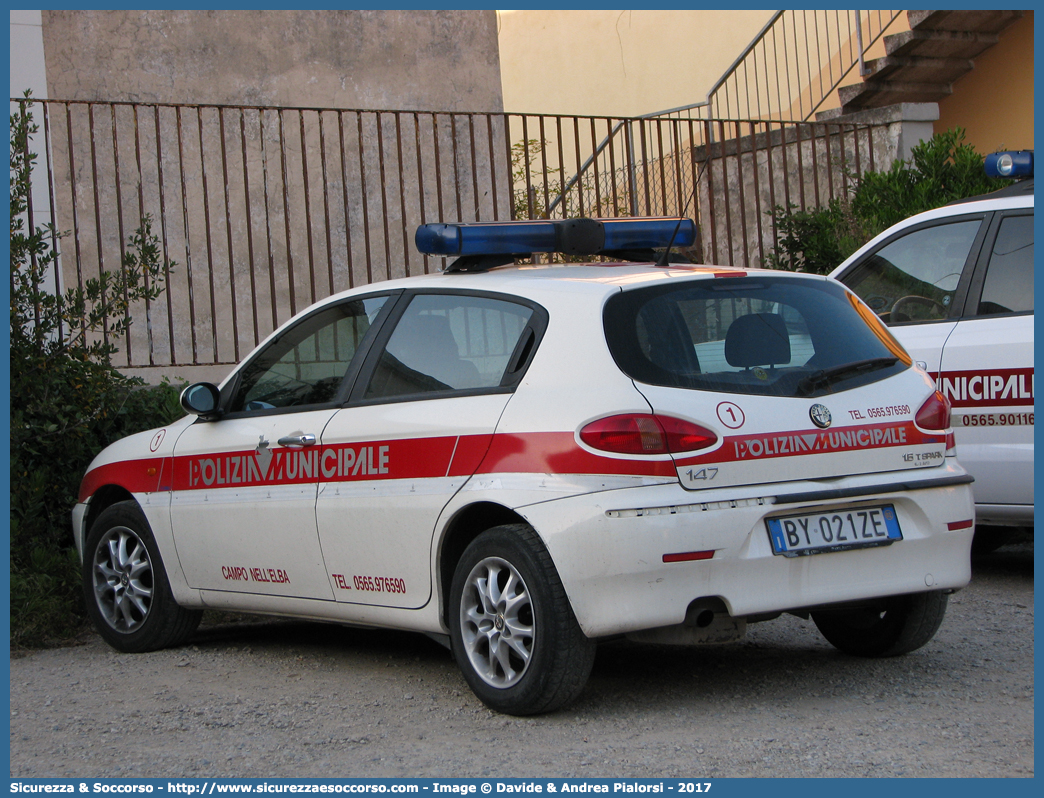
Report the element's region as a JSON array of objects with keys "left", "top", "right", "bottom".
[
  {"left": 41, "top": 9, "right": 503, "bottom": 112},
  {"left": 496, "top": 9, "right": 773, "bottom": 117},
  {"left": 935, "top": 11, "right": 1034, "bottom": 153}
]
